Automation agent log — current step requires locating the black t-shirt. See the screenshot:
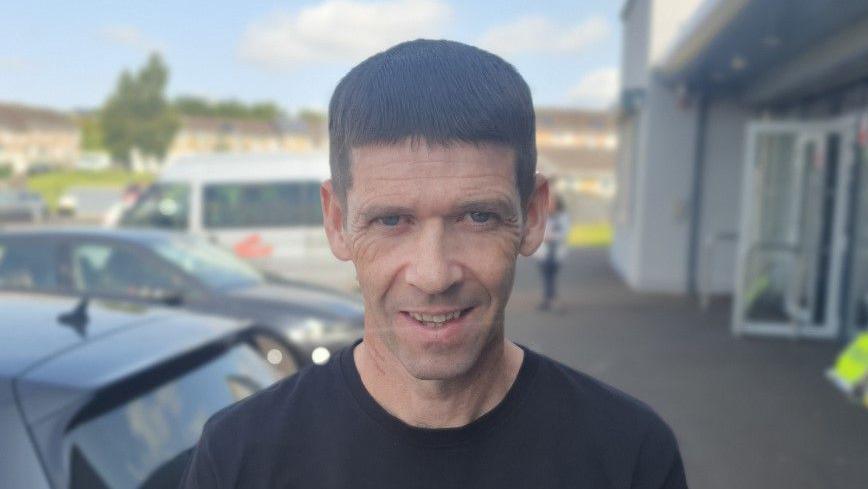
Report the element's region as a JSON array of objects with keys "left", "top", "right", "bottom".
[{"left": 180, "top": 343, "right": 687, "bottom": 489}]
